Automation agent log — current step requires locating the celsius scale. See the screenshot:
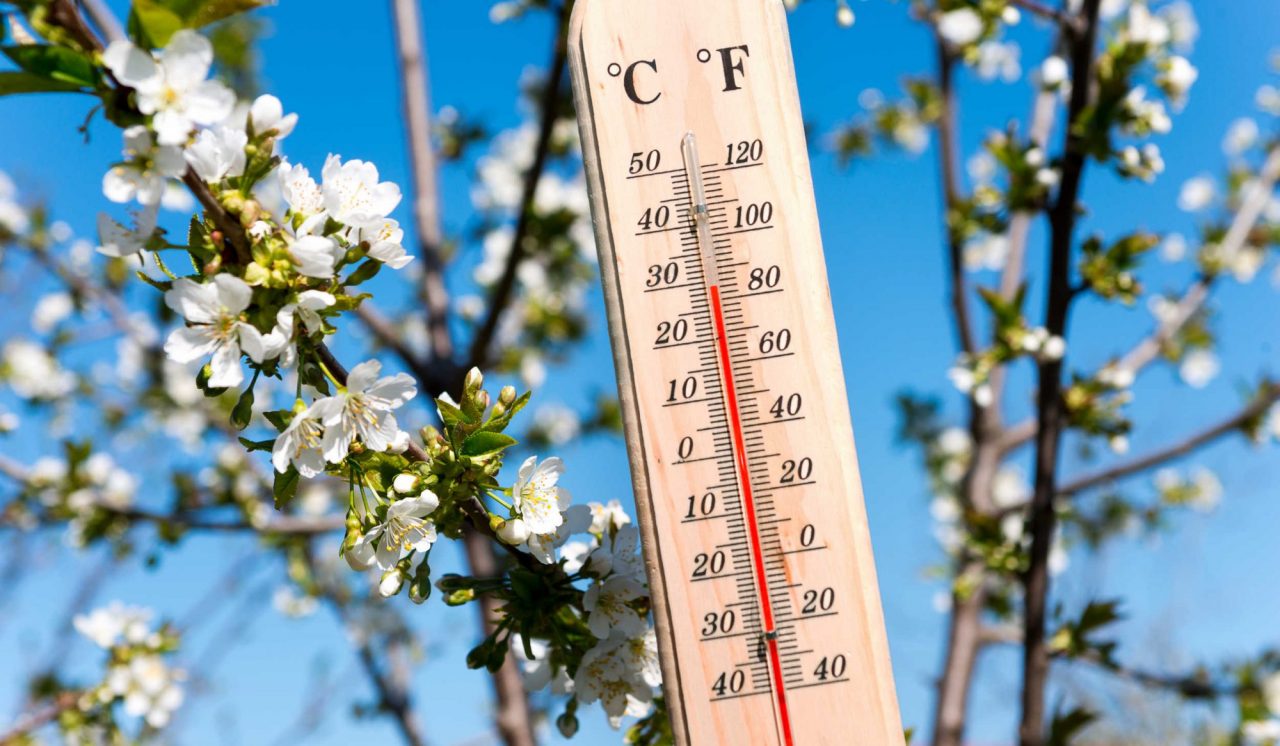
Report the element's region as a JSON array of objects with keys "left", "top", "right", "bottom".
[{"left": 569, "top": 0, "right": 903, "bottom": 743}]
